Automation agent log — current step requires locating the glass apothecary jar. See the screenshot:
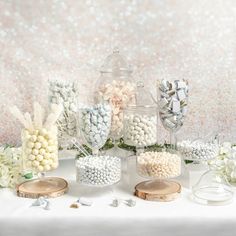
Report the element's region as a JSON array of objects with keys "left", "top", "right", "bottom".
[
  {"left": 21, "top": 126, "right": 59, "bottom": 173},
  {"left": 123, "top": 105, "right": 157, "bottom": 147},
  {"left": 95, "top": 48, "right": 136, "bottom": 142}
]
